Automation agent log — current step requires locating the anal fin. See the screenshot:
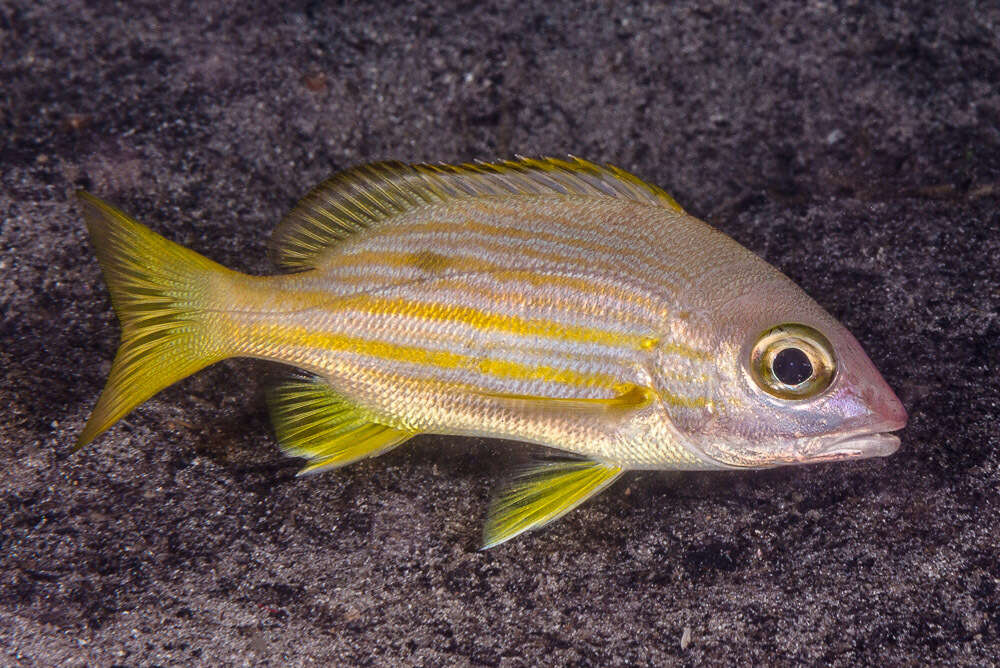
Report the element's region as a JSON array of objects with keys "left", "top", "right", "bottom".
[
  {"left": 267, "top": 376, "right": 417, "bottom": 475},
  {"left": 482, "top": 458, "right": 623, "bottom": 549}
]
